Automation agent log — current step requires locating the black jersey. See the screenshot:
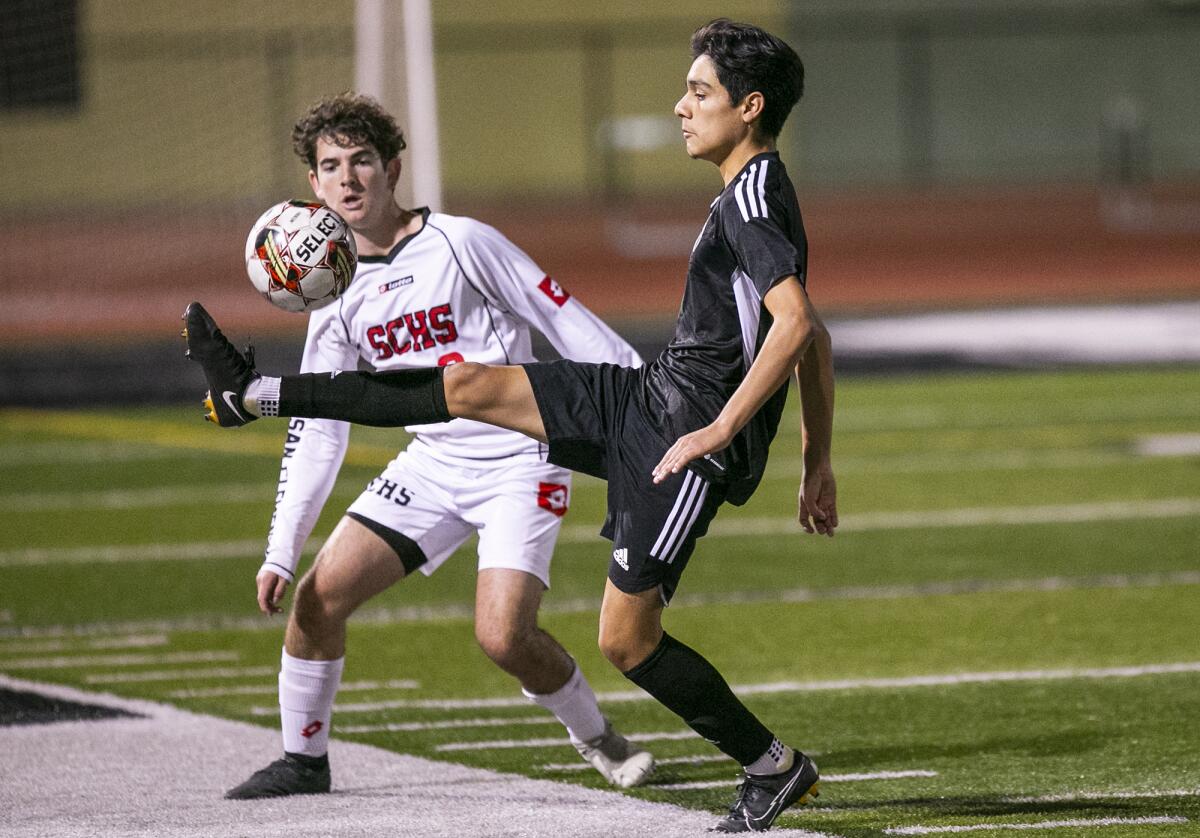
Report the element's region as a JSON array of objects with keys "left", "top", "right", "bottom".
[{"left": 641, "top": 151, "right": 807, "bottom": 505}]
